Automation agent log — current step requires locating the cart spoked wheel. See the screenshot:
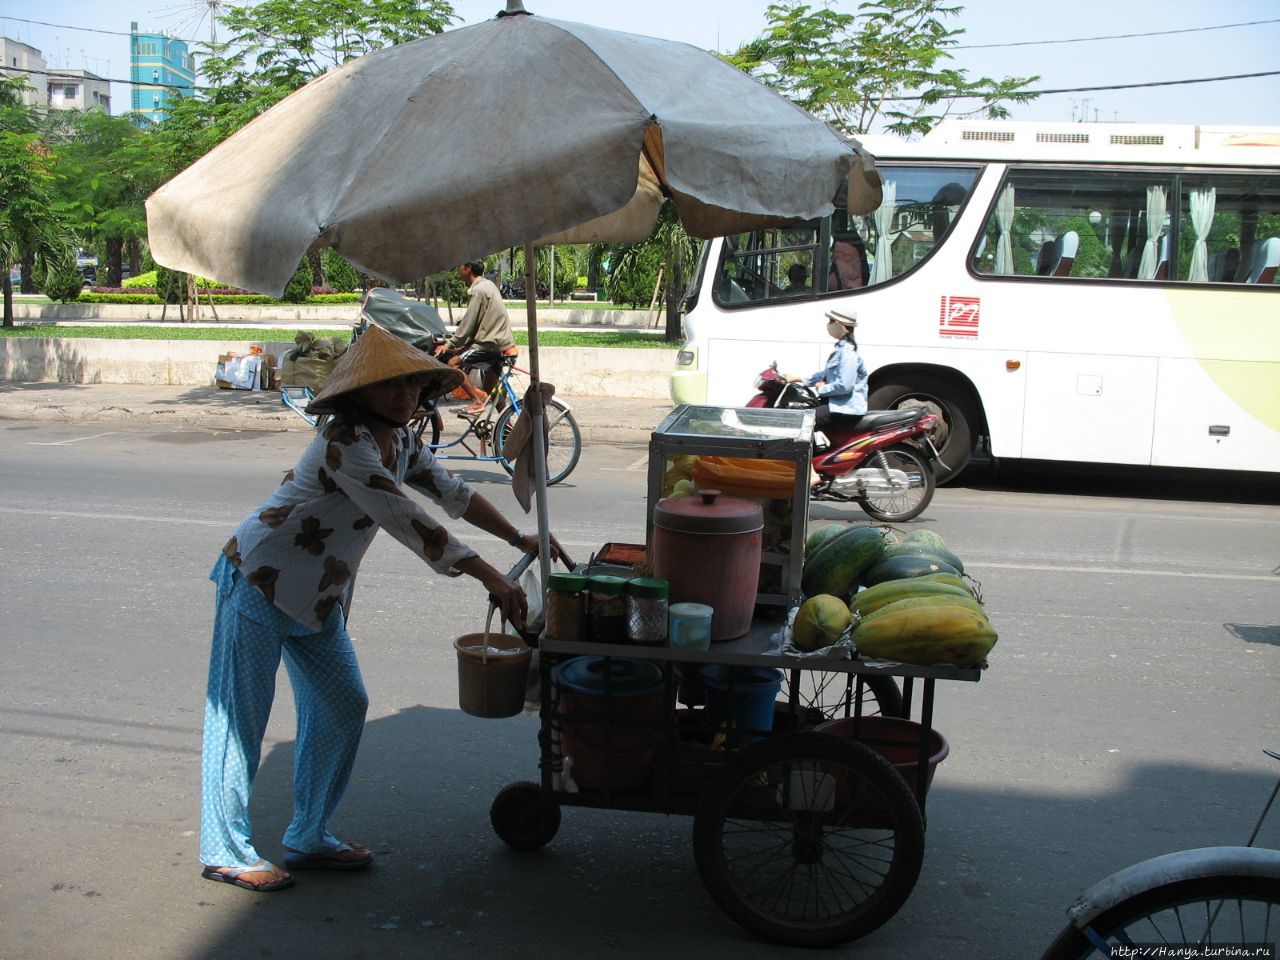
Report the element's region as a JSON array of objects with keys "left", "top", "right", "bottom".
[
  {"left": 490, "top": 781, "right": 561, "bottom": 852},
  {"left": 692, "top": 732, "right": 925, "bottom": 947},
  {"left": 787, "top": 672, "right": 905, "bottom": 722}
]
